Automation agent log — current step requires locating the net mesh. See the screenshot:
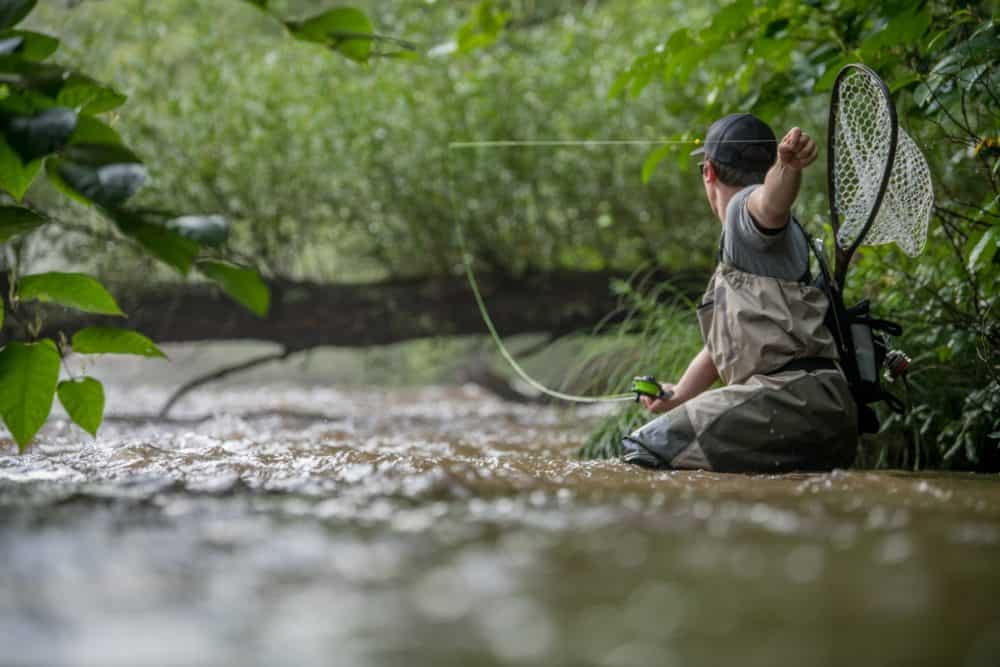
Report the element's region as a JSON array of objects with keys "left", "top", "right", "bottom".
[
  {"left": 868, "top": 129, "right": 934, "bottom": 256},
  {"left": 832, "top": 67, "right": 933, "bottom": 256}
]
